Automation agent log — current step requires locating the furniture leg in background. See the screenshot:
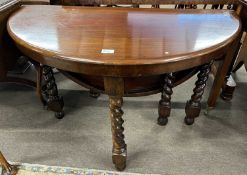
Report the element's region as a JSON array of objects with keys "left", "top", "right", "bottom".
[
  {"left": 221, "top": 32, "right": 247, "bottom": 101},
  {"left": 35, "top": 63, "right": 47, "bottom": 106},
  {"left": 207, "top": 34, "right": 242, "bottom": 112},
  {"left": 220, "top": 2, "right": 247, "bottom": 102},
  {"left": 207, "top": 0, "right": 243, "bottom": 107}
]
